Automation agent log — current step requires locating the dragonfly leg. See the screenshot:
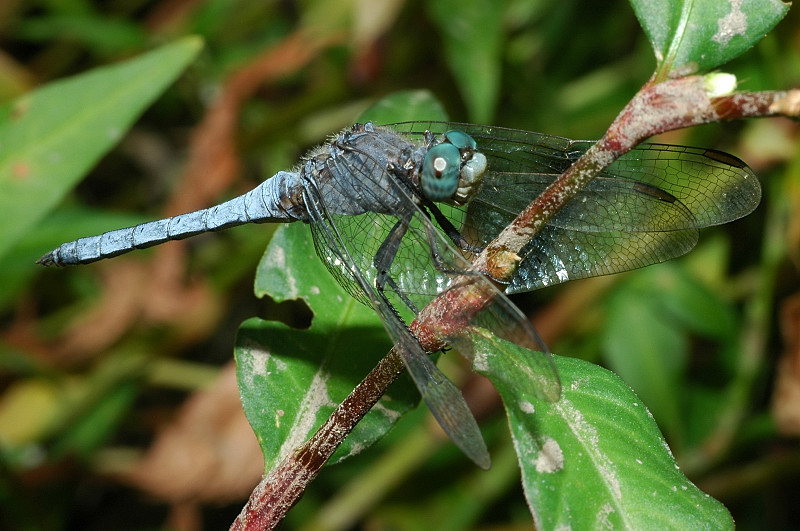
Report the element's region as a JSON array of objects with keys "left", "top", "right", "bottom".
[
  {"left": 374, "top": 213, "right": 422, "bottom": 315},
  {"left": 425, "top": 201, "right": 484, "bottom": 255},
  {"left": 423, "top": 129, "right": 436, "bottom": 149},
  {"left": 379, "top": 273, "right": 421, "bottom": 315},
  {"left": 385, "top": 161, "right": 483, "bottom": 255},
  {"left": 419, "top": 207, "right": 520, "bottom": 293},
  {"left": 420, "top": 217, "right": 479, "bottom": 278}
]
